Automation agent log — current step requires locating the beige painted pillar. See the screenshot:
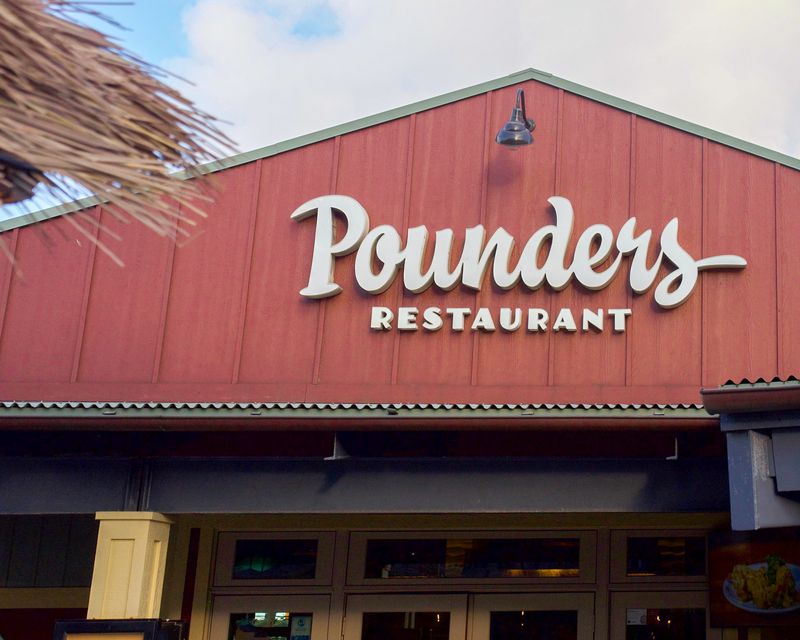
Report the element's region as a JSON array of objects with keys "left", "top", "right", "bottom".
[{"left": 87, "top": 511, "right": 172, "bottom": 619}]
